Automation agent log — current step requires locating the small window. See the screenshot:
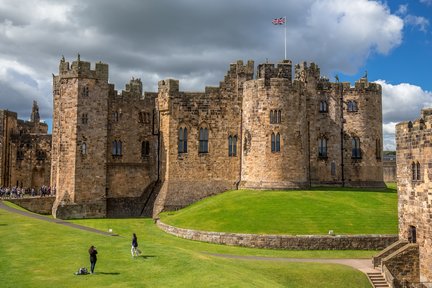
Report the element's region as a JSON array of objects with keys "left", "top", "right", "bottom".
[
  {"left": 36, "top": 150, "right": 45, "bottom": 161},
  {"left": 376, "top": 139, "right": 381, "bottom": 160},
  {"left": 112, "top": 140, "right": 122, "bottom": 156},
  {"left": 81, "top": 113, "right": 88, "bottom": 124},
  {"left": 81, "top": 143, "right": 87, "bottom": 155},
  {"left": 178, "top": 127, "right": 188, "bottom": 153},
  {"left": 318, "top": 138, "right": 328, "bottom": 158},
  {"left": 417, "top": 162, "right": 421, "bottom": 181},
  {"left": 228, "top": 135, "right": 237, "bottom": 157},
  {"left": 112, "top": 112, "right": 119, "bottom": 122},
  {"left": 82, "top": 86, "right": 89, "bottom": 97},
  {"left": 141, "top": 141, "right": 150, "bottom": 157},
  {"left": 319, "top": 101, "right": 328, "bottom": 113},
  {"left": 347, "top": 100, "right": 358, "bottom": 112},
  {"left": 412, "top": 162, "right": 417, "bottom": 181},
  {"left": 199, "top": 128, "right": 208, "bottom": 153},
  {"left": 16, "top": 150, "right": 24, "bottom": 161},
  {"left": 270, "top": 110, "right": 282, "bottom": 124},
  {"left": 271, "top": 132, "right": 280, "bottom": 152},
  {"left": 352, "top": 137, "right": 361, "bottom": 159}
]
